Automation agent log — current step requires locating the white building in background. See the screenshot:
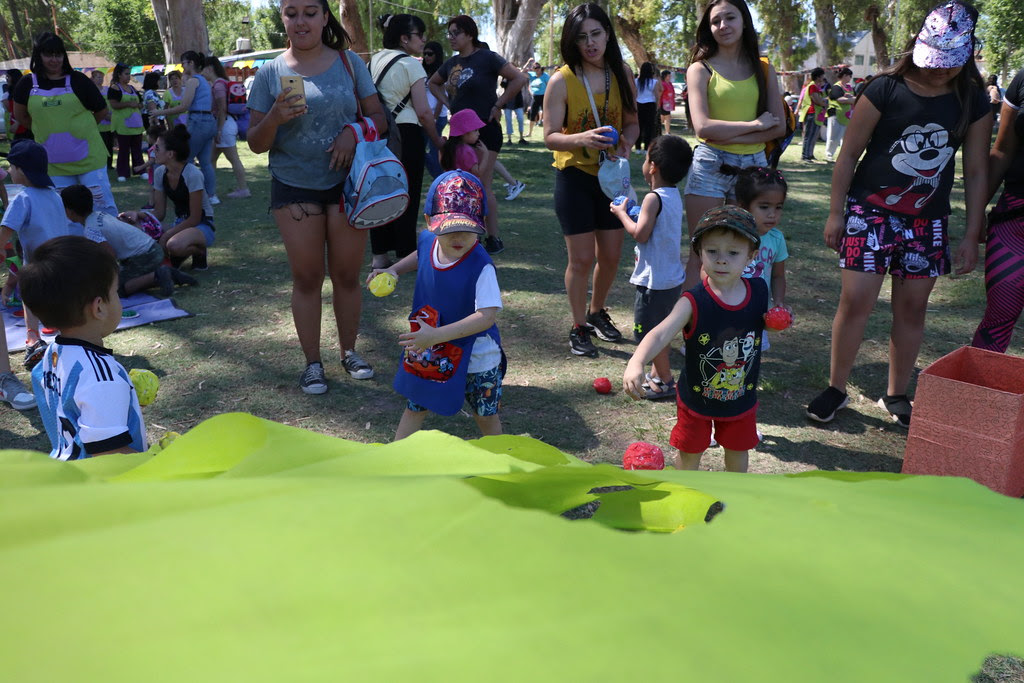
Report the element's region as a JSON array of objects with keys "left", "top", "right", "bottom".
[{"left": 797, "top": 30, "right": 878, "bottom": 80}]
